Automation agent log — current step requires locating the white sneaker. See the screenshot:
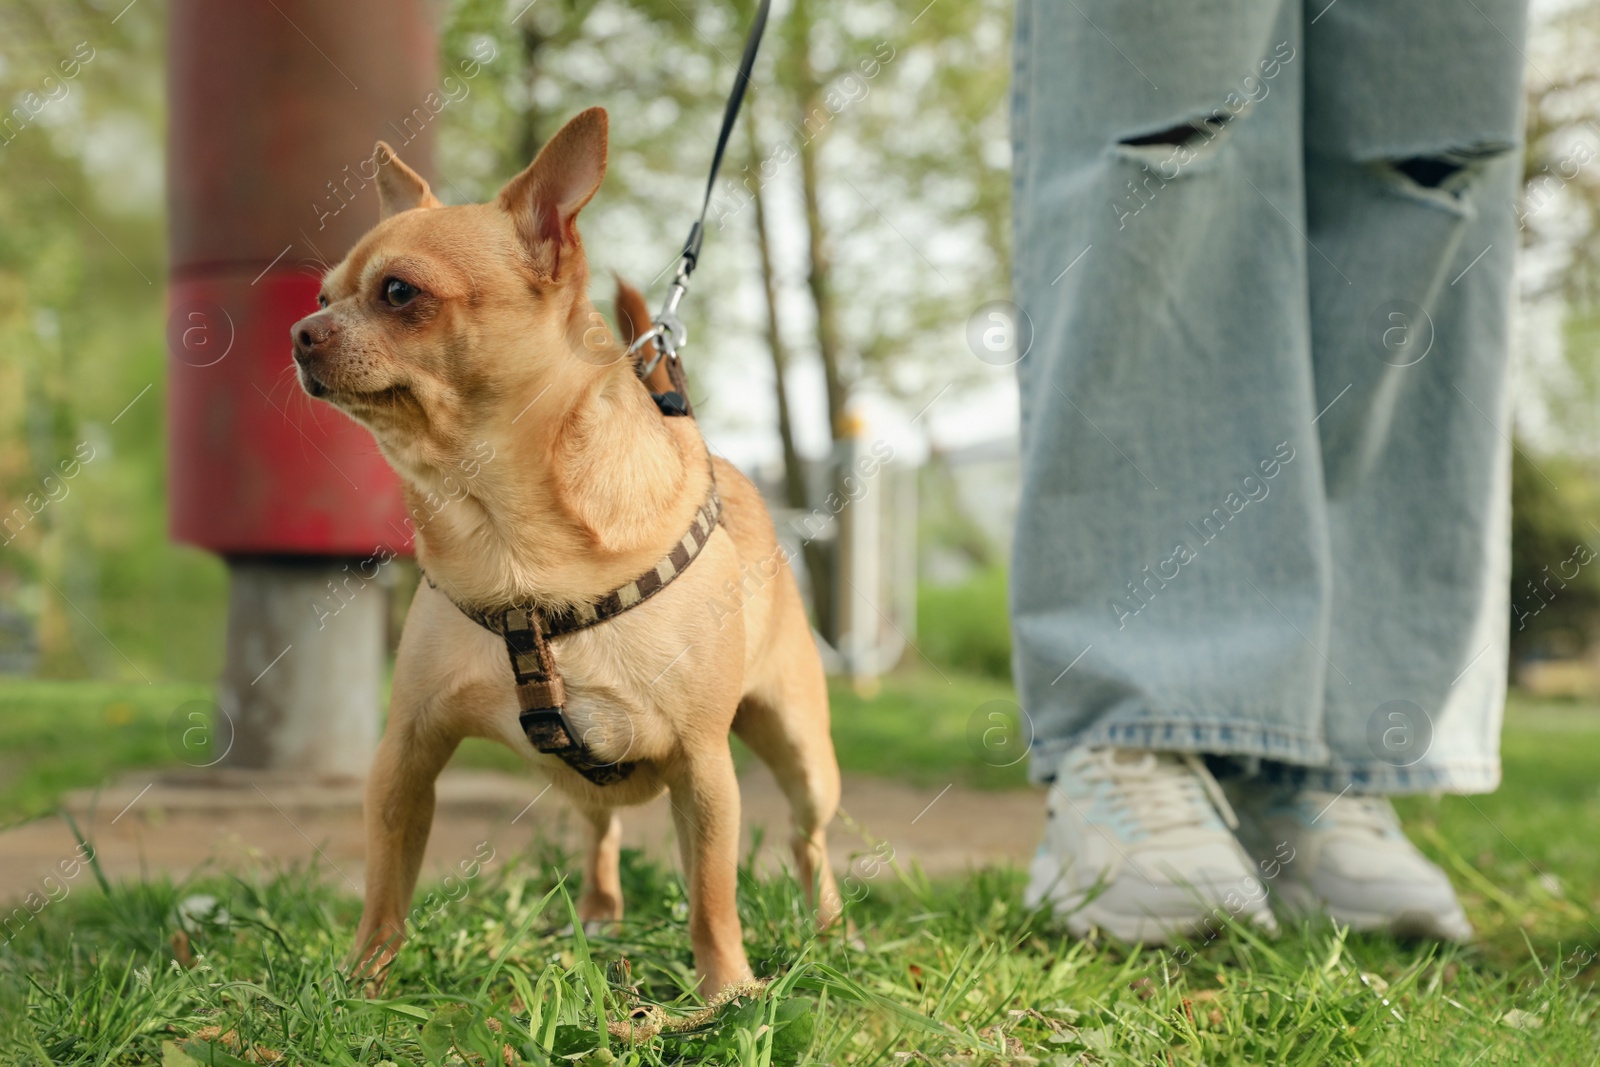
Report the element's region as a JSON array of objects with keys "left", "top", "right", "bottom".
[
  {"left": 1024, "top": 747, "right": 1278, "bottom": 943},
  {"left": 1230, "top": 786, "right": 1473, "bottom": 942}
]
